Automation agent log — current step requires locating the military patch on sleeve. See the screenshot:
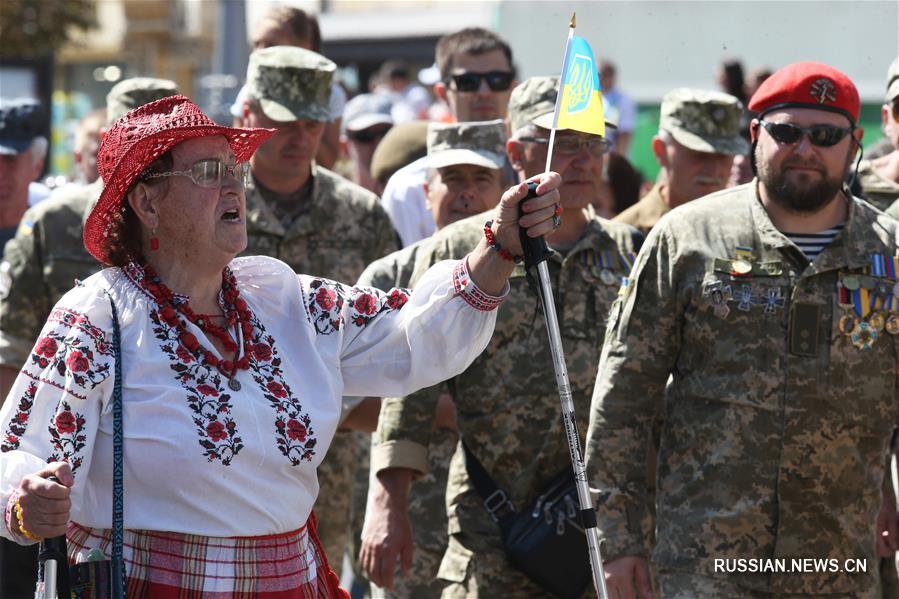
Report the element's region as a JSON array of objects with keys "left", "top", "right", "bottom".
[
  {"left": 0, "top": 261, "right": 11, "bottom": 299},
  {"left": 790, "top": 302, "right": 821, "bottom": 357}
]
